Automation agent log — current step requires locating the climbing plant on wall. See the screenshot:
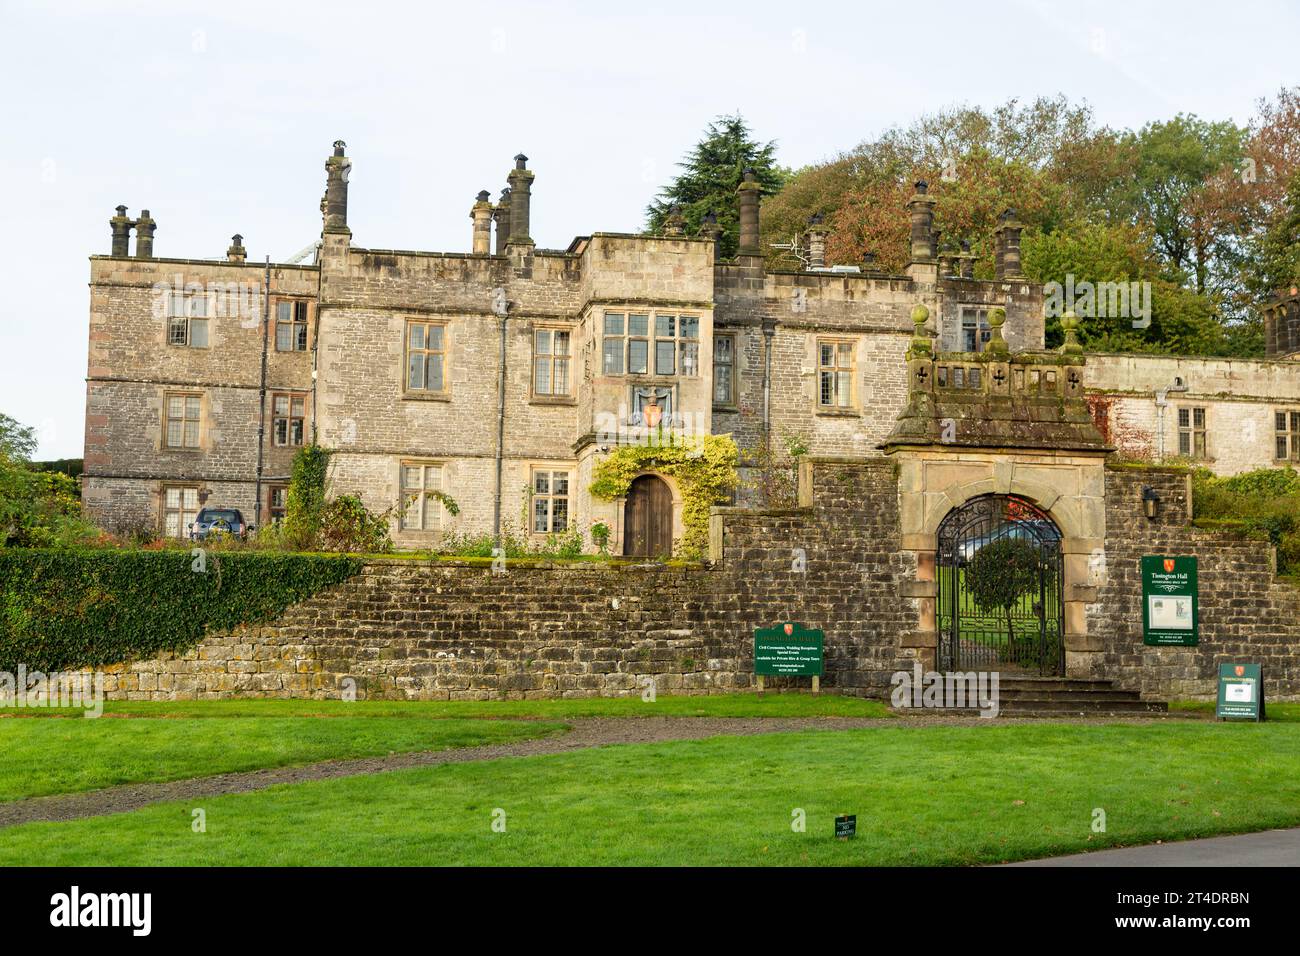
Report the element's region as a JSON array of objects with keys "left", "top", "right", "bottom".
[{"left": 589, "top": 433, "right": 739, "bottom": 558}]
